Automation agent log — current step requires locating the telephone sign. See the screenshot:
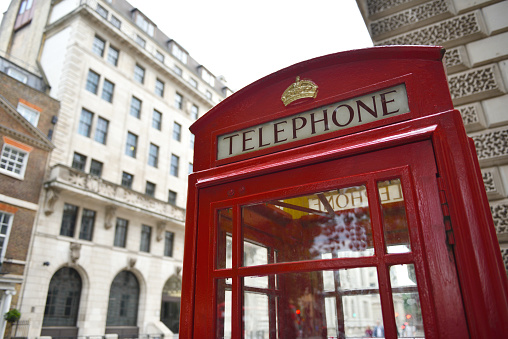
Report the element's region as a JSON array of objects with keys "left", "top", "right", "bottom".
[{"left": 181, "top": 46, "right": 508, "bottom": 339}]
